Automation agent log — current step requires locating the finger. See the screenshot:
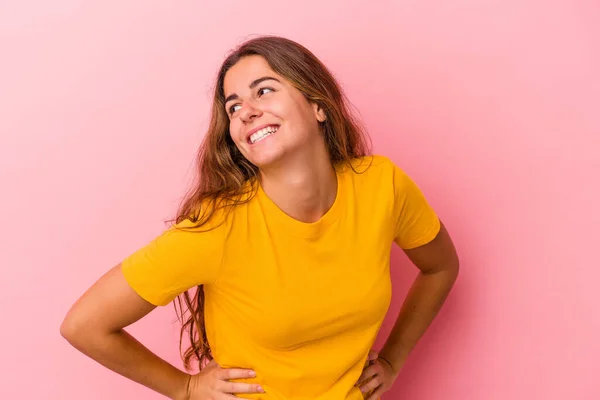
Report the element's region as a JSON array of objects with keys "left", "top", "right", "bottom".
[
  {"left": 364, "top": 350, "right": 379, "bottom": 367},
  {"left": 218, "top": 367, "right": 257, "bottom": 380},
  {"left": 364, "top": 385, "right": 385, "bottom": 400},
  {"left": 357, "top": 364, "right": 378, "bottom": 386},
  {"left": 222, "top": 381, "right": 265, "bottom": 394},
  {"left": 368, "top": 350, "right": 379, "bottom": 361},
  {"left": 359, "top": 375, "right": 381, "bottom": 396}
]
